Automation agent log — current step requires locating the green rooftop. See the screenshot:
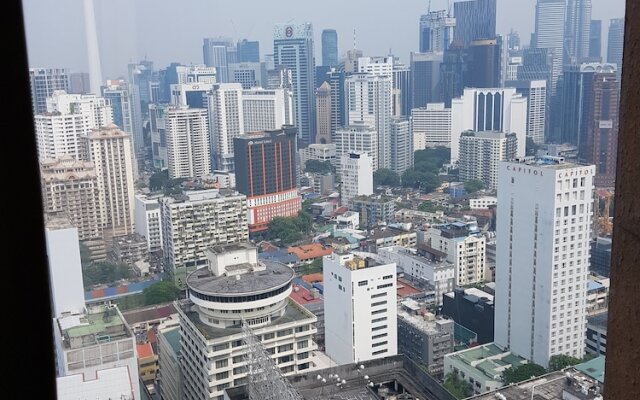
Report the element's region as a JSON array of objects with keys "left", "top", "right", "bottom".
[
  {"left": 58, "top": 305, "right": 131, "bottom": 349},
  {"left": 162, "top": 327, "right": 182, "bottom": 356},
  {"left": 574, "top": 356, "right": 606, "bottom": 384},
  {"left": 449, "top": 342, "right": 528, "bottom": 380}
]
